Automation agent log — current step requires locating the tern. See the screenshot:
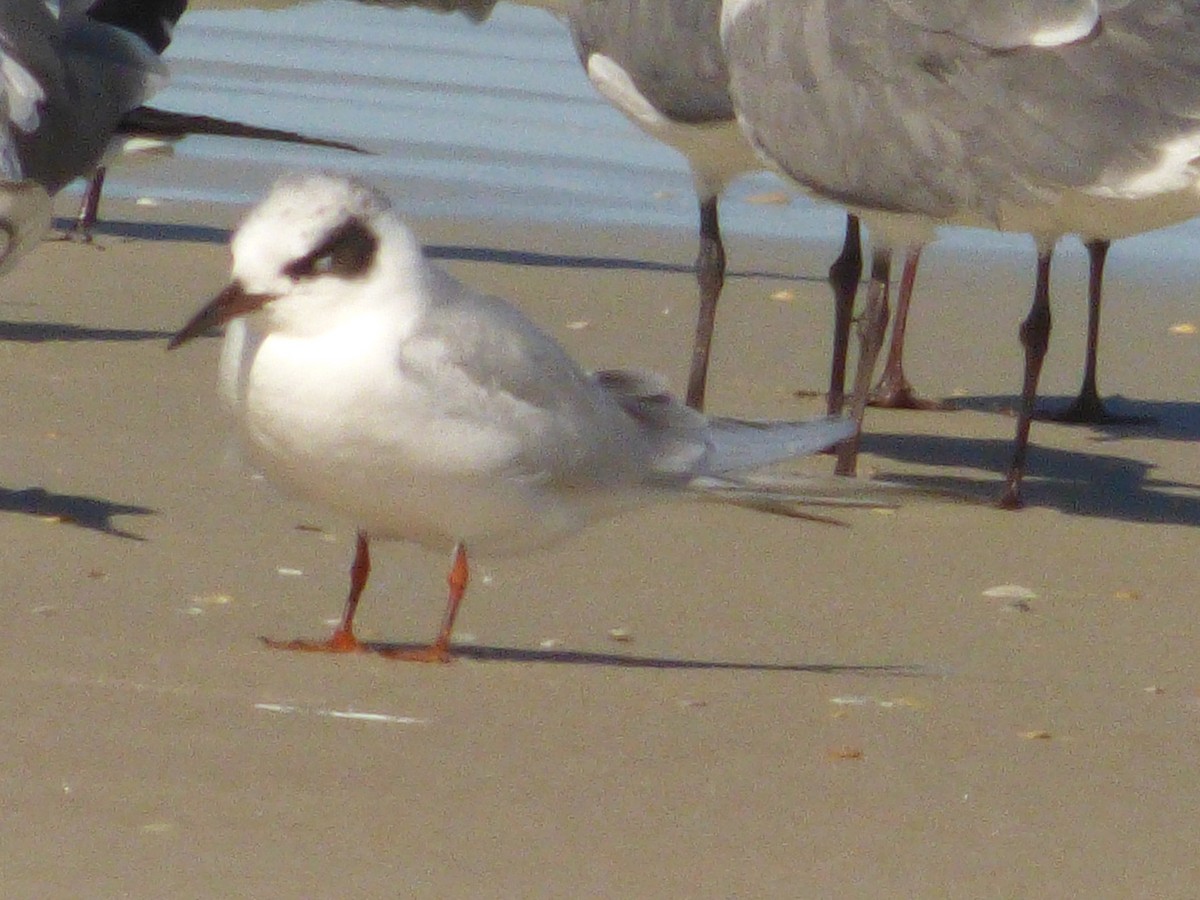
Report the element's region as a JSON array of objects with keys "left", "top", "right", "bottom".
[{"left": 170, "top": 172, "right": 871, "bottom": 662}]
